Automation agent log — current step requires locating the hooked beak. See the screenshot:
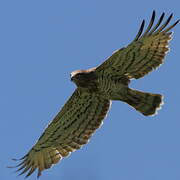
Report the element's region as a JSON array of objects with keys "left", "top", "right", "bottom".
[{"left": 71, "top": 76, "right": 74, "bottom": 81}]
